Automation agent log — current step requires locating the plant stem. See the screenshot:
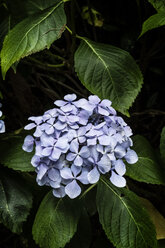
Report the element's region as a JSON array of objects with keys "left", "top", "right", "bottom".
[
  {"left": 79, "top": 183, "right": 97, "bottom": 199},
  {"left": 38, "top": 73, "right": 85, "bottom": 97}
]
